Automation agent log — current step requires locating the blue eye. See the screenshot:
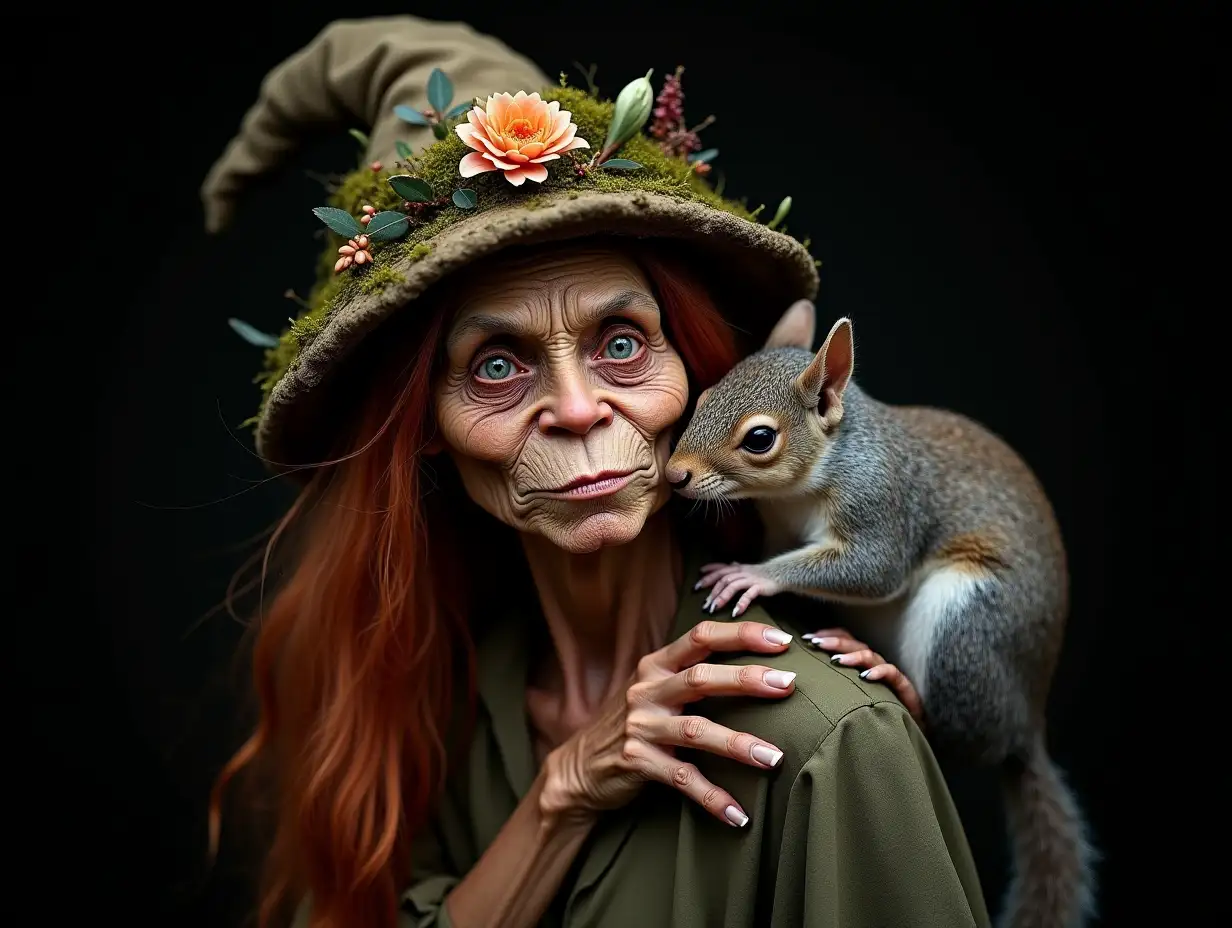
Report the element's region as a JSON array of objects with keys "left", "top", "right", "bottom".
[
  {"left": 603, "top": 334, "right": 638, "bottom": 360},
  {"left": 480, "top": 356, "right": 515, "bottom": 380}
]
